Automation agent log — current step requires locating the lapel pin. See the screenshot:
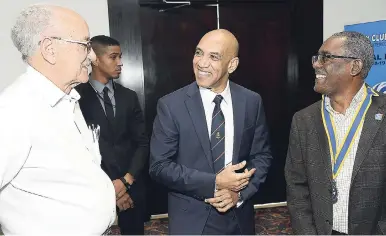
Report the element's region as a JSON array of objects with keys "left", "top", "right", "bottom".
[{"left": 375, "top": 113, "right": 383, "bottom": 121}]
